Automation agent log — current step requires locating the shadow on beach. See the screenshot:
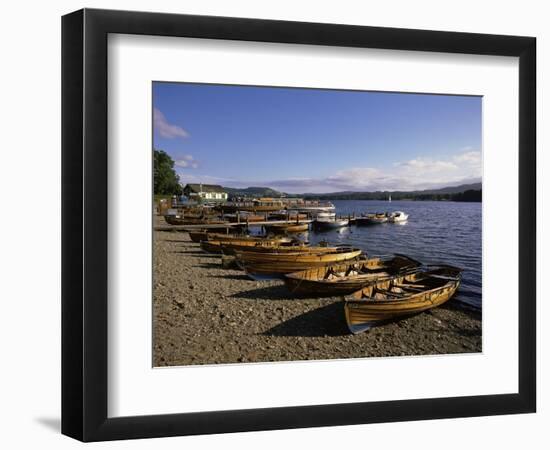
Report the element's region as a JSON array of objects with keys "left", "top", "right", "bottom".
[
  {"left": 232, "top": 283, "right": 299, "bottom": 301},
  {"left": 209, "top": 273, "right": 251, "bottom": 281},
  {"left": 262, "top": 302, "right": 349, "bottom": 337},
  {"left": 172, "top": 250, "right": 218, "bottom": 256}
]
